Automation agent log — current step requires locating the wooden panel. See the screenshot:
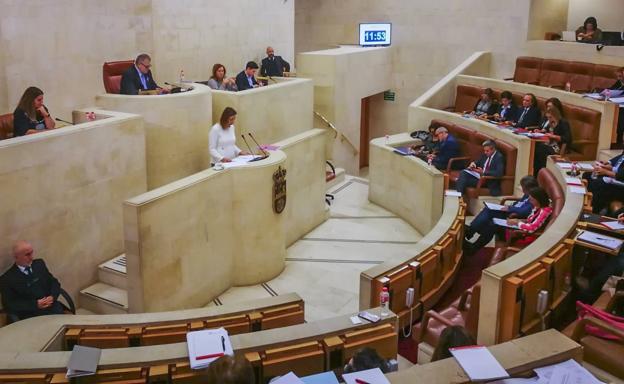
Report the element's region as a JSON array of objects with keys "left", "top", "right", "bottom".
[
  {"left": 417, "top": 249, "right": 441, "bottom": 306},
  {"left": 262, "top": 341, "right": 325, "bottom": 379},
  {"left": 0, "top": 373, "right": 50, "bottom": 383},
  {"left": 499, "top": 276, "right": 523, "bottom": 343},
  {"left": 169, "top": 362, "right": 209, "bottom": 384},
  {"left": 386, "top": 265, "right": 415, "bottom": 315},
  {"left": 342, "top": 323, "right": 398, "bottom": 362},
  {"left": 542, "top": 239, "right": 573, "bottom": 309},
  {"left": 52, "top": 367, "right": 147, "bottom": 384},
  {"left": 79, "top": 336, "right": 130, "bottom": 349},
  {"left": 205, "top": 314, "right": 251, "bottom": 334},
  {"left": 517, "top": 263, "right": 549, "bottom": 337},
  {"left": 261, "top": 304, "right": 305, "bottom": 330},
  {"left": 437, "top": 233, "right": 455, "bottom": 279}
]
